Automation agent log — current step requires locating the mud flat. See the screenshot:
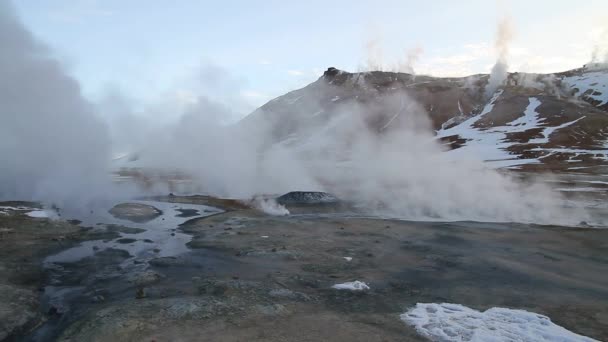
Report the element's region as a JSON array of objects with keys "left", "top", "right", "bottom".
[
  {"left": 0, "top": 202, "right": 118, "bottom": 340},
  {"left": 3, "top": 197, "right": 608, "bottom": 341}
]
